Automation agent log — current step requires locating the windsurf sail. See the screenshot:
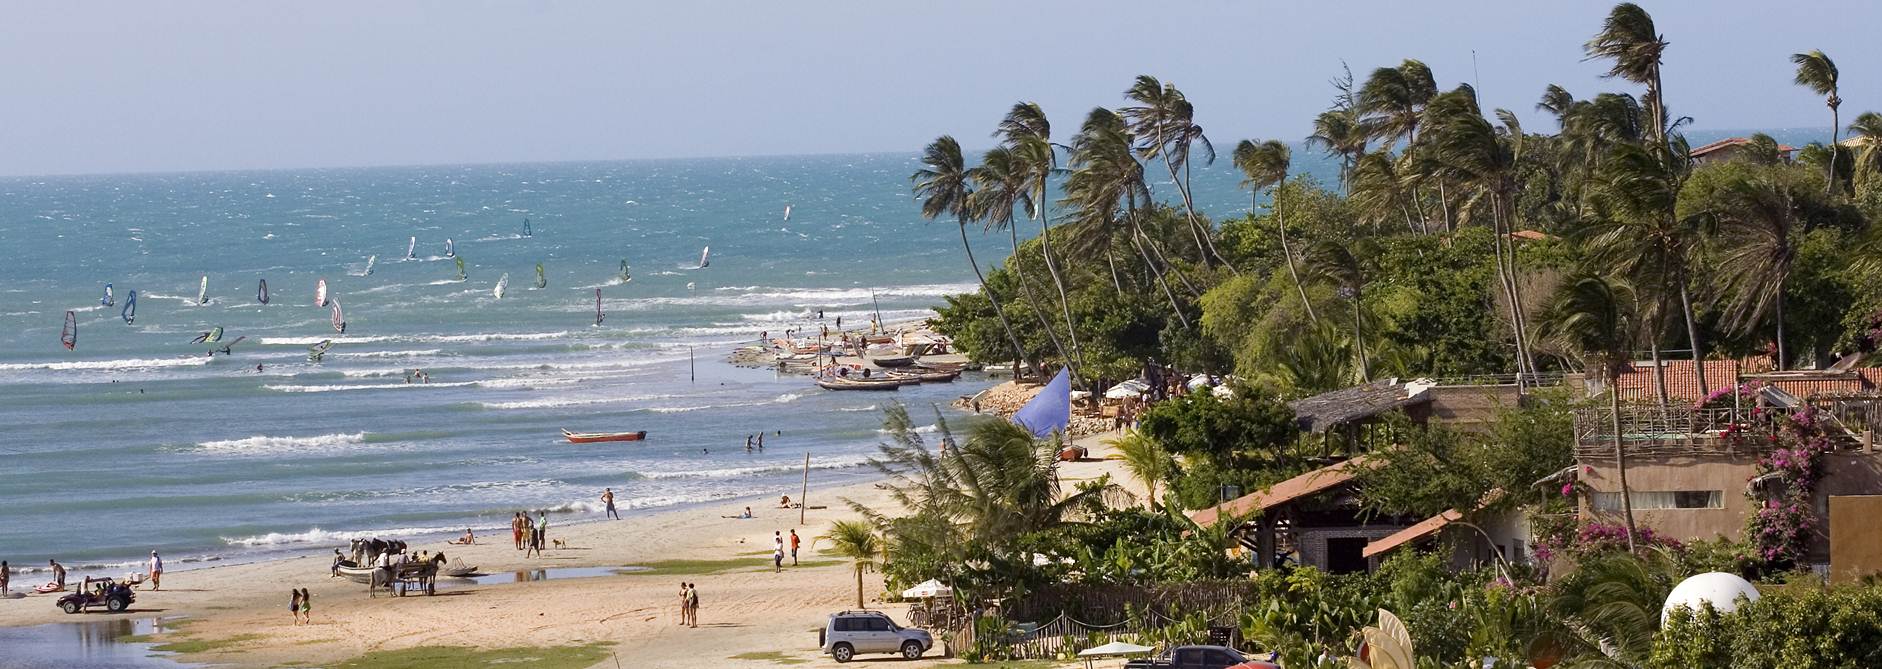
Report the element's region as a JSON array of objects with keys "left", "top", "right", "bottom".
[
  {"left": 315, "top": 278, "right": 329, "bottom": 307},
  {"left": 535, "top": 262, "right": 547, "bottom": 289},
  {"left": 783, "top": 204, "right": 792, "bottom": 221},
  {"left": 197, "top": 275, "right": 209, "bottom": 305},
  {"left": 406, "top": 236, "right": 417, "bottom": 259},
  {"left": 494, "top": 273, "right": 509, "bottom": 299},
  {"left": 523, "top": 218, "right": 532, "bottom": 237},
  {"left": 122, "top": 290, "right": 137, "bottom": 324},
  {"left": 213, "top": 336, "right": 246, "bottom": 356},
  {"left": 1012, "top": 369, "right": 1071, "bottom": 438},
  {"left": 698, "top": 246, "right": 711, "bottom": 269},
  {"left": 308, "top": 339, "right": 332, "bottom": 362},
  {"left": 619, "top": 259, "right": 632, "bottom": 283},
  {"left": 258, "top": 279, "right": 269, "bottom": 304},
  {"left": 445, "top": 238, "right": 455, "bottom": 257},
  {"left": 454, "top": 257, "right": 466, "bottom": 281},
  {"left": 330, "top": 299, "right": 345, "bottom": 333},
  {"left": 101, "top": 283, "right": 114, "bottom": 307},
  {"left": 192, "top": 326, "right": 224, "bottom": 344},
  {"left": 364, "top": 255, "right": 377, "bottom": 276},
  {"left": 61, "top": 311, "right": 76, "bottom": 351},
  {"left": 595, "top": 288, "right": 605, "bottom": 326}
]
